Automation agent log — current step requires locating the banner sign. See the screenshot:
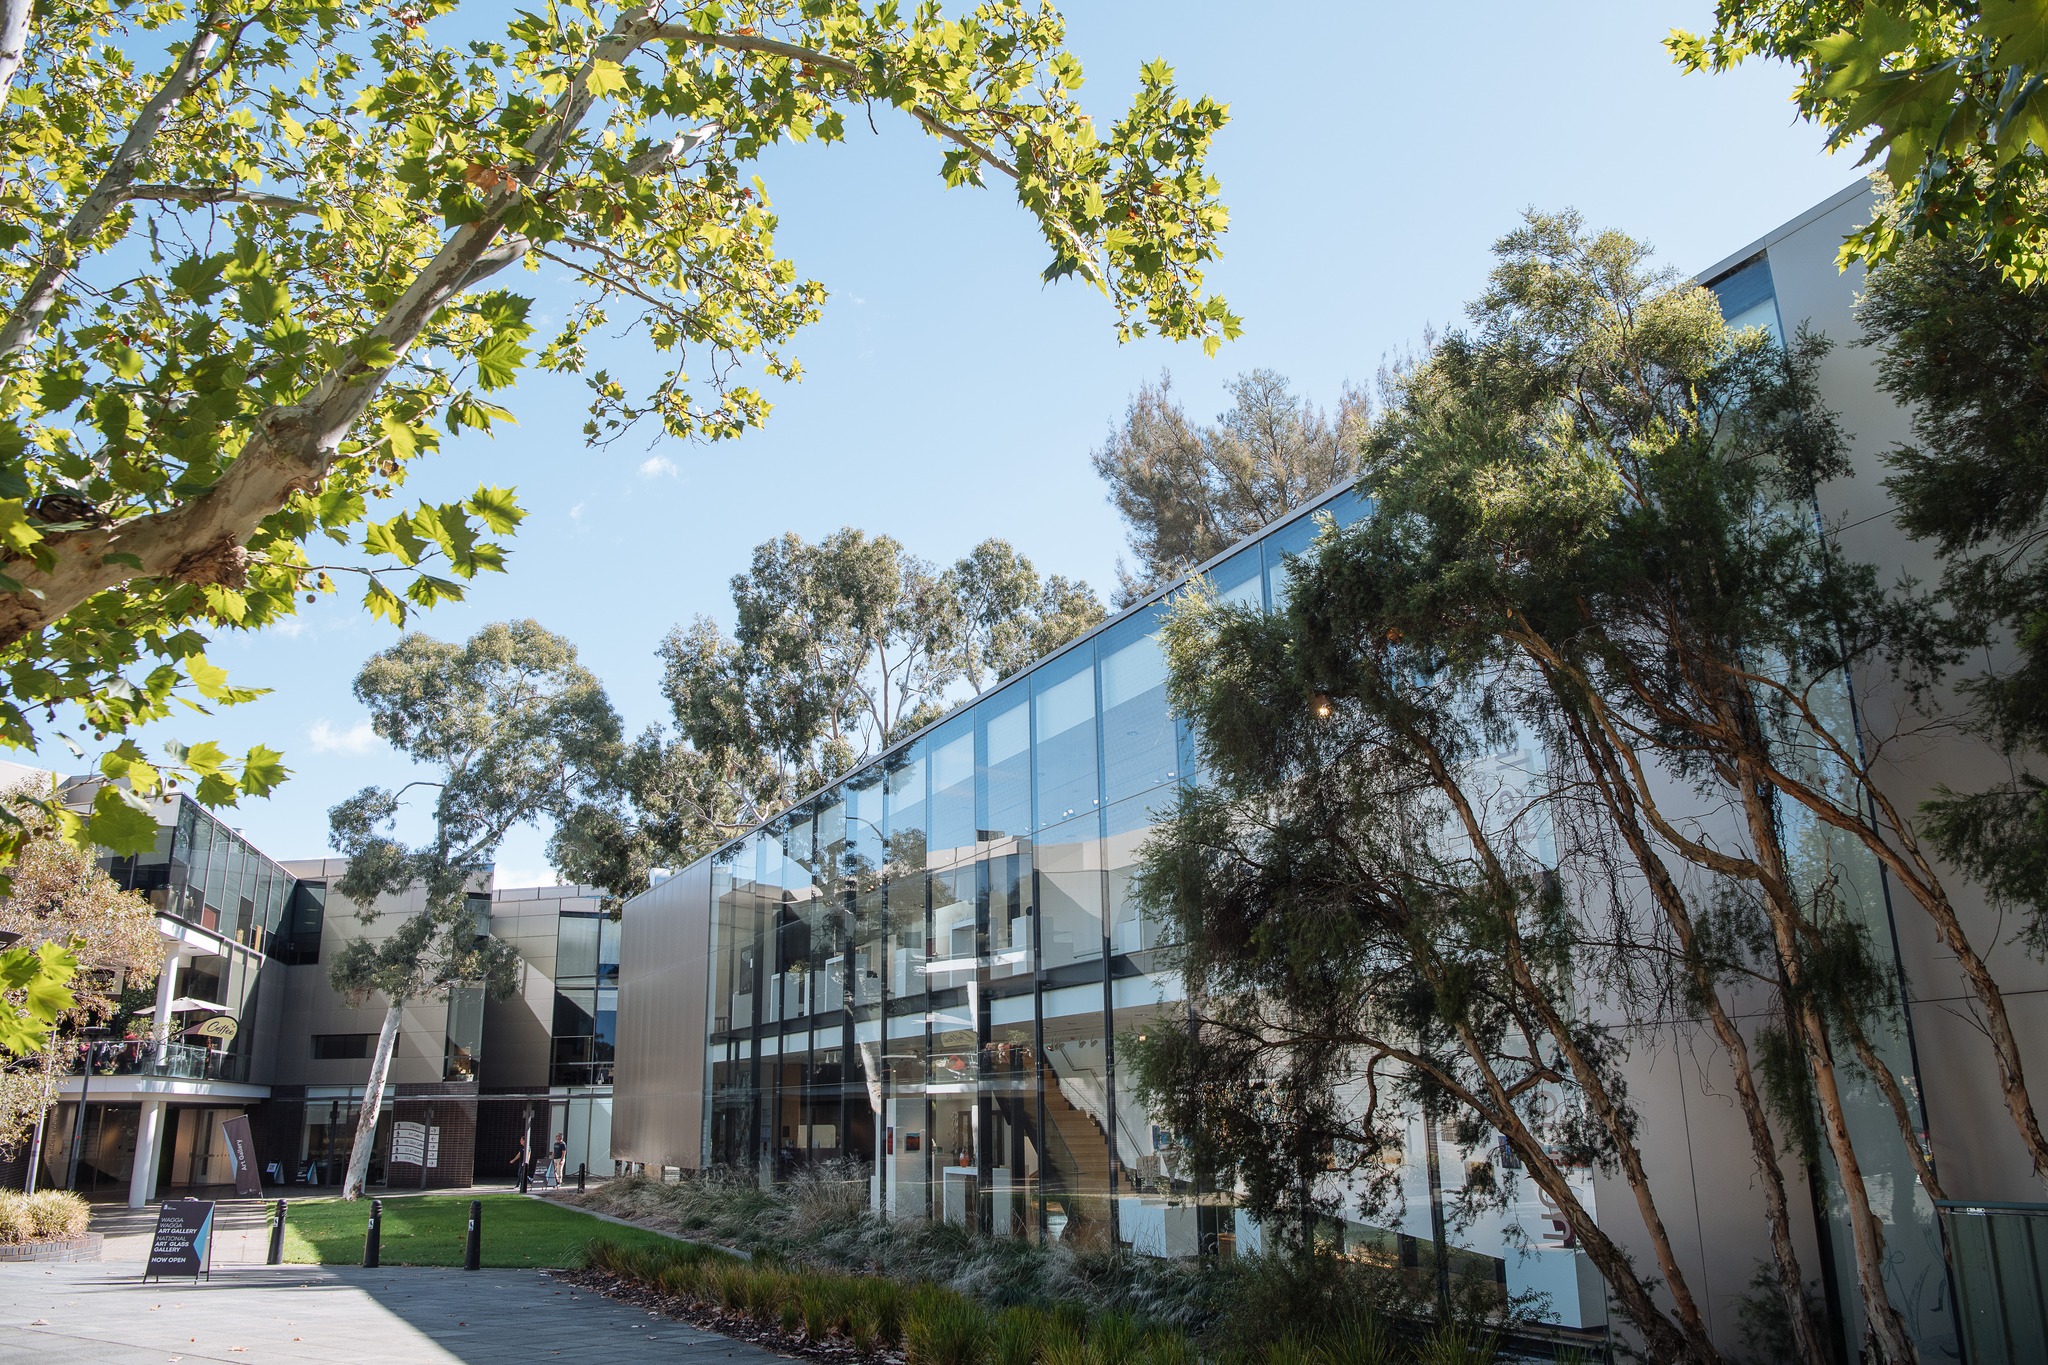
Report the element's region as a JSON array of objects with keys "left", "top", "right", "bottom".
[
  {"left": 220, "top": 1114, "right": 262, "bottom": 1198},
  {"left": 188, "top": 1015, "right": 238, "bottom": 1041},
  {"left": 146, "top": 1199, "right": 215, "bottom": 1281}
]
